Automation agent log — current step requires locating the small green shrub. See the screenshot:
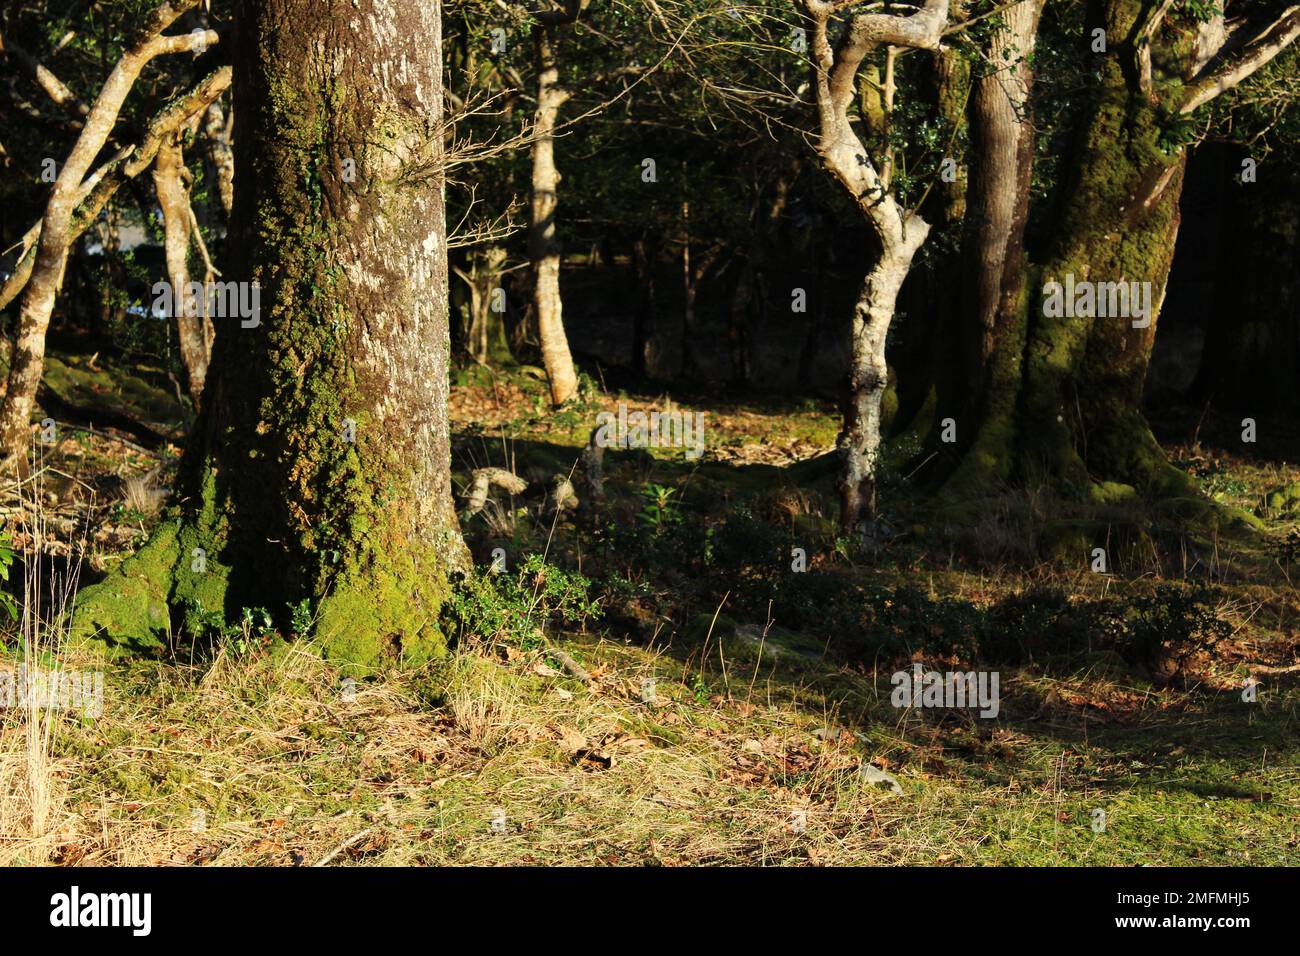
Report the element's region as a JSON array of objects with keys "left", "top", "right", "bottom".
[
  {"left": 0, "top": 531, "right": 17, "bottom": 622},
  {"left": 636, "top": 483, "right": 683, "bottom": 532},
  {"left": 1121, "top": 584, "right": 1233, "bottom": 675},
  {"left": 449, "top": 554, "right": 599, "bottom": 649}
]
